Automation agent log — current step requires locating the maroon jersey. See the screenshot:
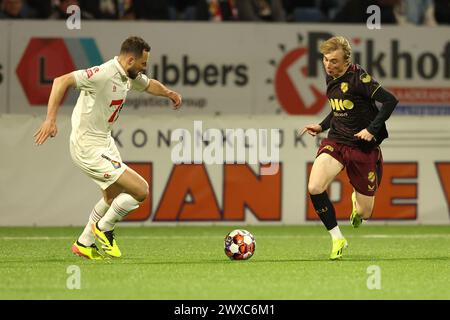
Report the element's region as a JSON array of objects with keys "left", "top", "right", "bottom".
[{"left": 322, "top": 64, "right": 388, "bottom": 150}]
